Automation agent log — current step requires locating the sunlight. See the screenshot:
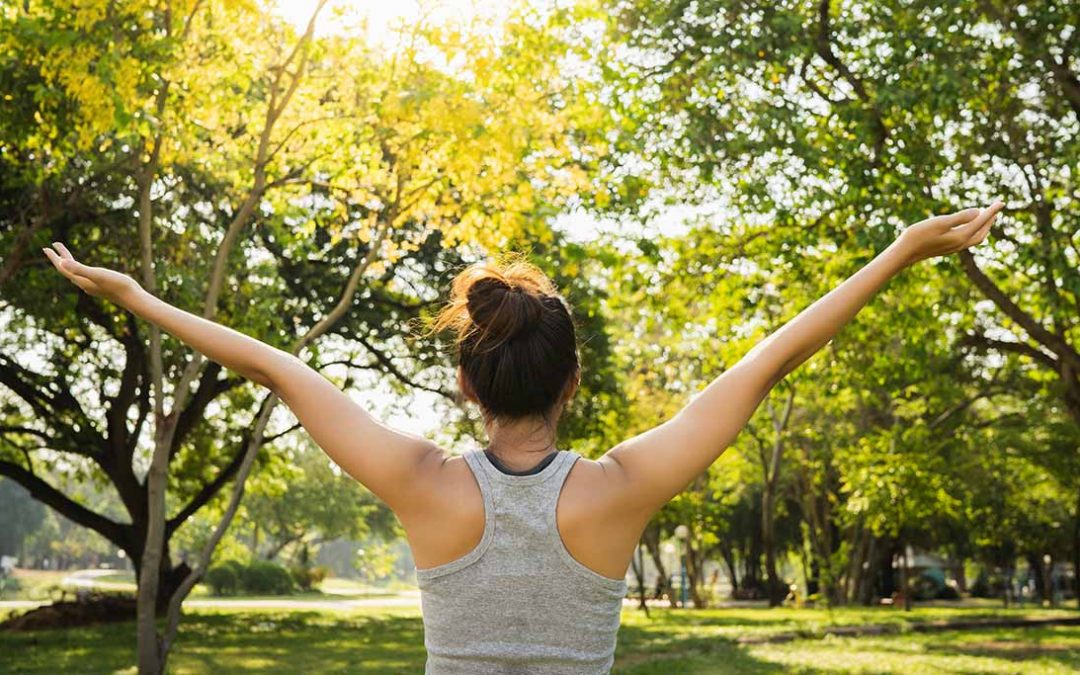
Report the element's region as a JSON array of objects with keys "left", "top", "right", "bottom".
[{"left": 271, "top": 0, "right": 512, "bottom": 44}]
